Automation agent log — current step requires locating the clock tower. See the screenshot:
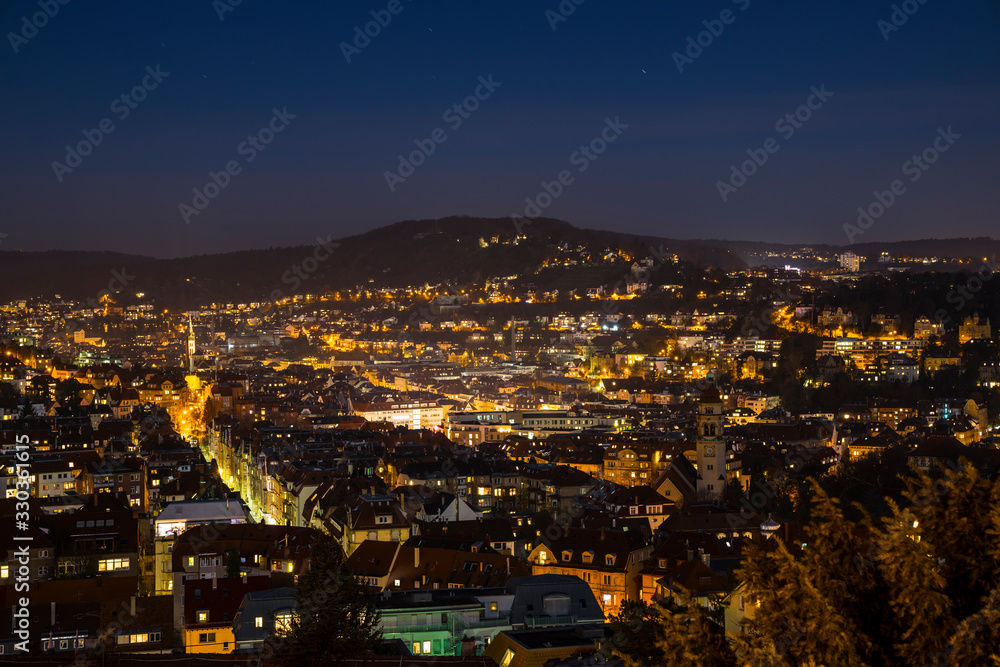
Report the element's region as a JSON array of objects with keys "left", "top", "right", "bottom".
[{"left": 696, "top": 377, "right": 726, "bottom": 500}]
